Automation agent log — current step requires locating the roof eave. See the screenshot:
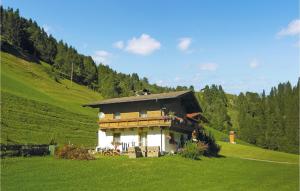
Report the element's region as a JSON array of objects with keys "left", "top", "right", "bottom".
[
  {"left": 82, "top": 90, "right": 193, "bottom": 108},
  {"left": 82, "top": 96, "right": 180, "bottom": 108}
]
